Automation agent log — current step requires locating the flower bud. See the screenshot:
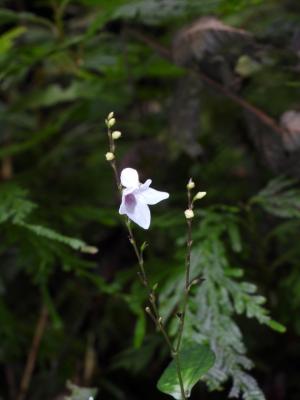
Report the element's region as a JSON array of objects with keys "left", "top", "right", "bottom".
[
  {"left": 112, "top": 130, "right": 121, "bottom": 140},
  {"left": 187, "top": 179, "right": 195, "bottom": 190},
  {"left": 81, "top": 245, "right": 99, "bottom": 254},
  {"left": 107, "top": 118, "right": 116, "bottom": 128},
  {"left": 184, "top": 209, "right": 194, "bottom": 219},
  {"left": 105, "top": 152, "right": 115, "bottom": 161},
  {"left": 194, "top": 191, "right": 207, "bottom": 201},
  {"left": 107, "top": 111, "right": 114, "bottom": 120}
]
